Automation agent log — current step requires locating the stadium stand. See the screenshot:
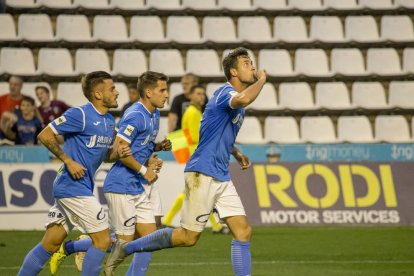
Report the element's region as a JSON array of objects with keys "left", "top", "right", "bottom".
[
  {"left": 1, "top": 0, "right": 414, "bottom": 145},
  {"left": 337, "top": 116, "right": 375, "bottom": 143},
  {"left": 236, "top": 117, "right": 264, "bottom": 144},
  {"left": 264, "top": 116, "right": 301, "bottom": 144}
]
